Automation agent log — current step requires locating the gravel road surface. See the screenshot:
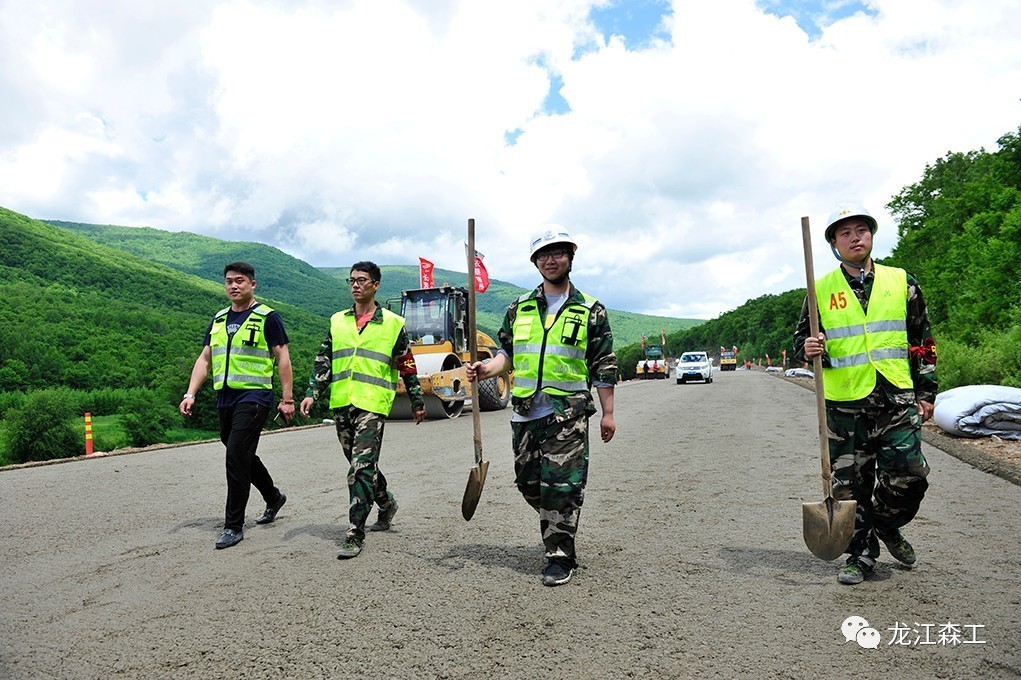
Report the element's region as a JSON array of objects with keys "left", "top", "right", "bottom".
[{"left": 2, "top": 370, "right": 1019, "bottom": 678}]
